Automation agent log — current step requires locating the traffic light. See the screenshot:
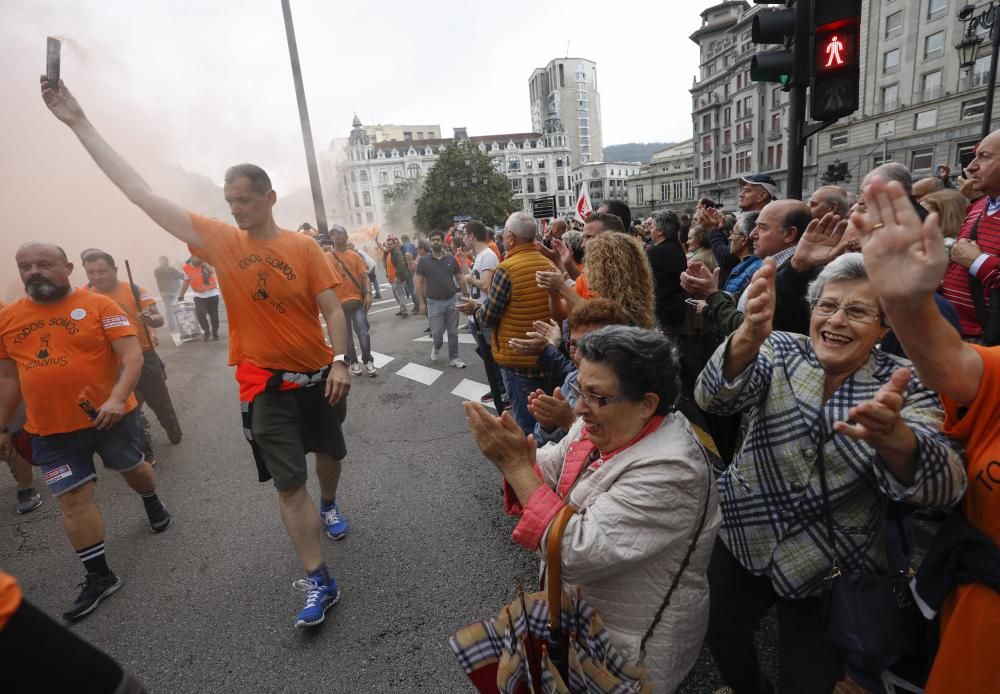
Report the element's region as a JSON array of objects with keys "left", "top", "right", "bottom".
[
  {"left": 750, "top": 2, "right": 798, "bottom": 87},
  {"left": 810, "top": 0, "right": 862, "bottom": 121}
]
